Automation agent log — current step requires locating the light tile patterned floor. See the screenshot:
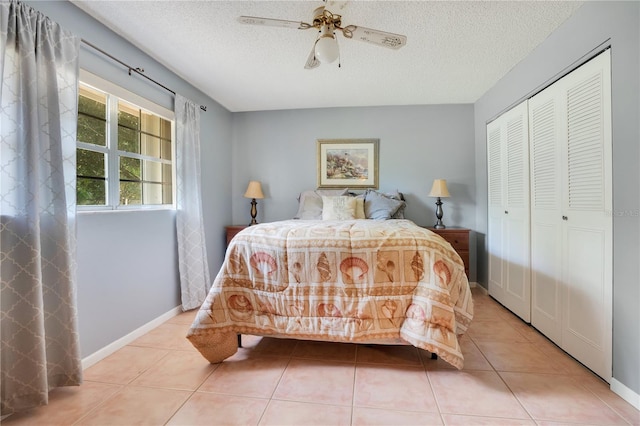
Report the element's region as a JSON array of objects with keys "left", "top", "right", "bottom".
[{"left": 5, "top": 288, "right": 639, "bottom": 425}]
